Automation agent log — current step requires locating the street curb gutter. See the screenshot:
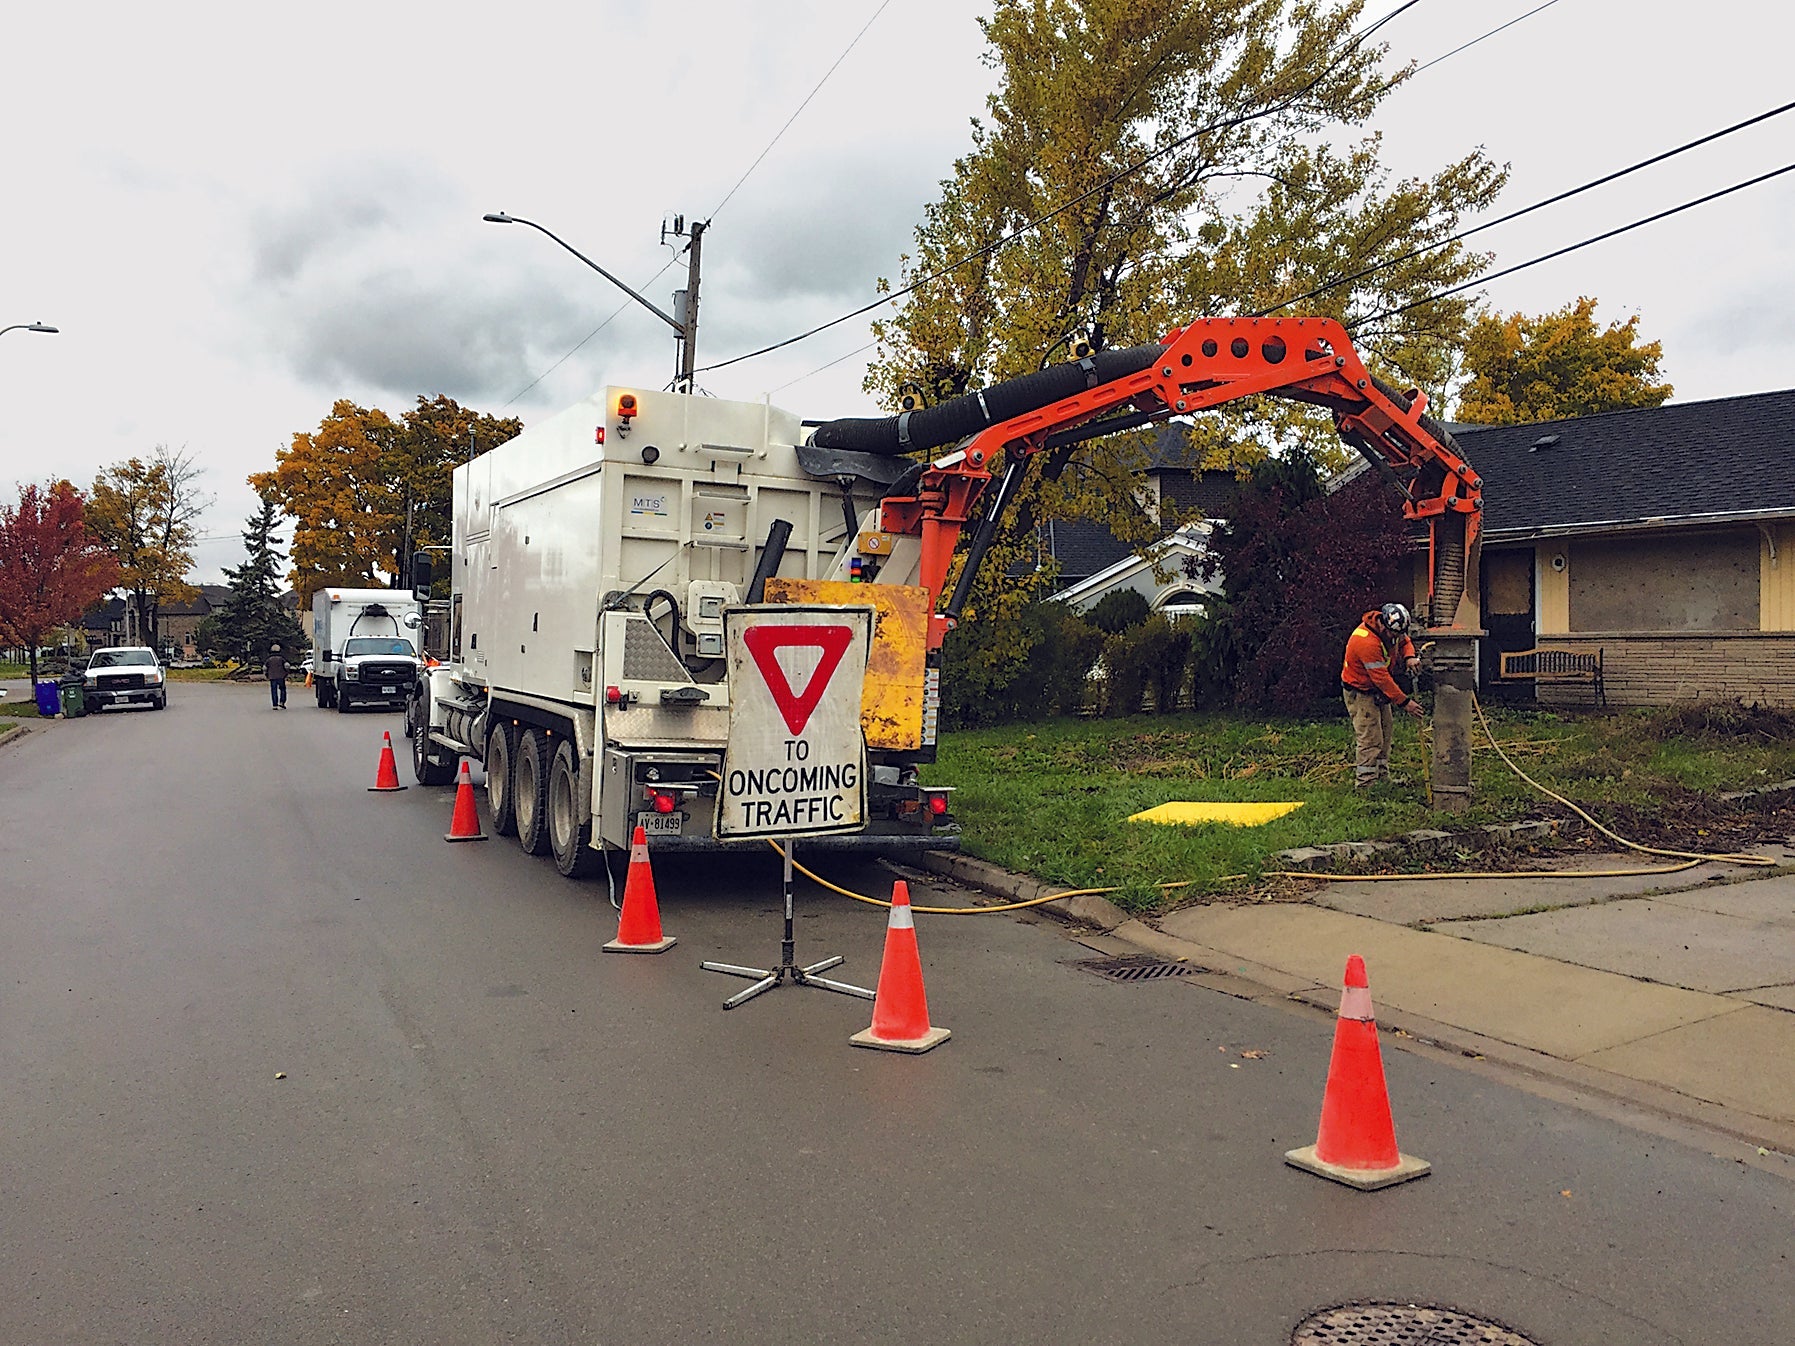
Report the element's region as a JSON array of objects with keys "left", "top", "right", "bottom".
[
  {"left": 0, "top": 721, "right": 37, "bottom": 756},
  {"left": 918, "top": 850, "right": 1129, "bottom": 931},
  {"left": 918, "top": 848, "right": 1795, "bottom": 1165}
]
